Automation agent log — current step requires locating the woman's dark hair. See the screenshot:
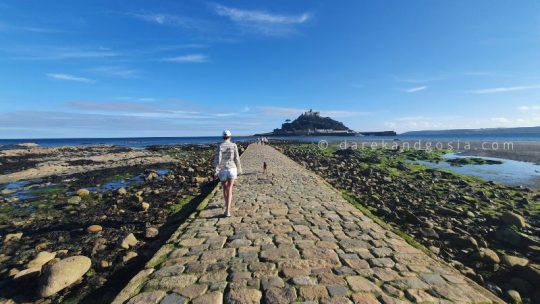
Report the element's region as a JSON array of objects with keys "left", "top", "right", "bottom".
[{"left": 223, "top": 135, "right": 231, "bottom": 140}]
